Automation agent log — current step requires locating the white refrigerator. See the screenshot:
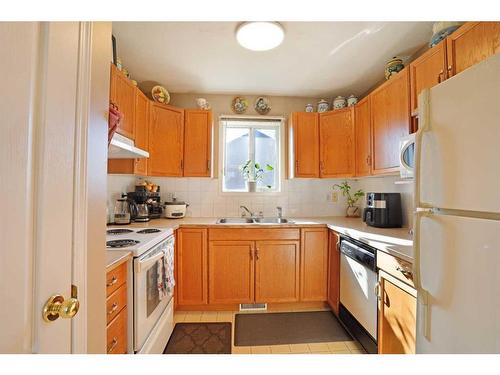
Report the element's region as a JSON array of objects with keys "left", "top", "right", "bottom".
[{"left": 414, "top": 52, "right": 500, "bottom": 353}]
